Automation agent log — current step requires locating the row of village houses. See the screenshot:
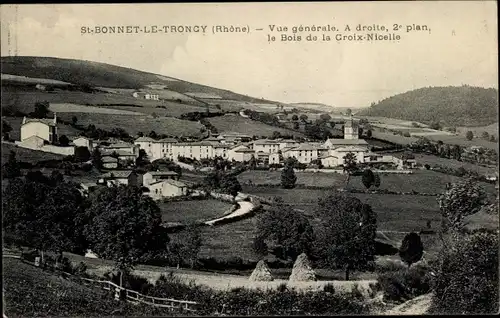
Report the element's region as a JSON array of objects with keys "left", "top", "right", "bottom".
[
  {"left": 71, "top": 134, "right": 413, "bottom": 170},
  {"left": 17, "top": 114, "right": 413, "bottom": 169}
]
